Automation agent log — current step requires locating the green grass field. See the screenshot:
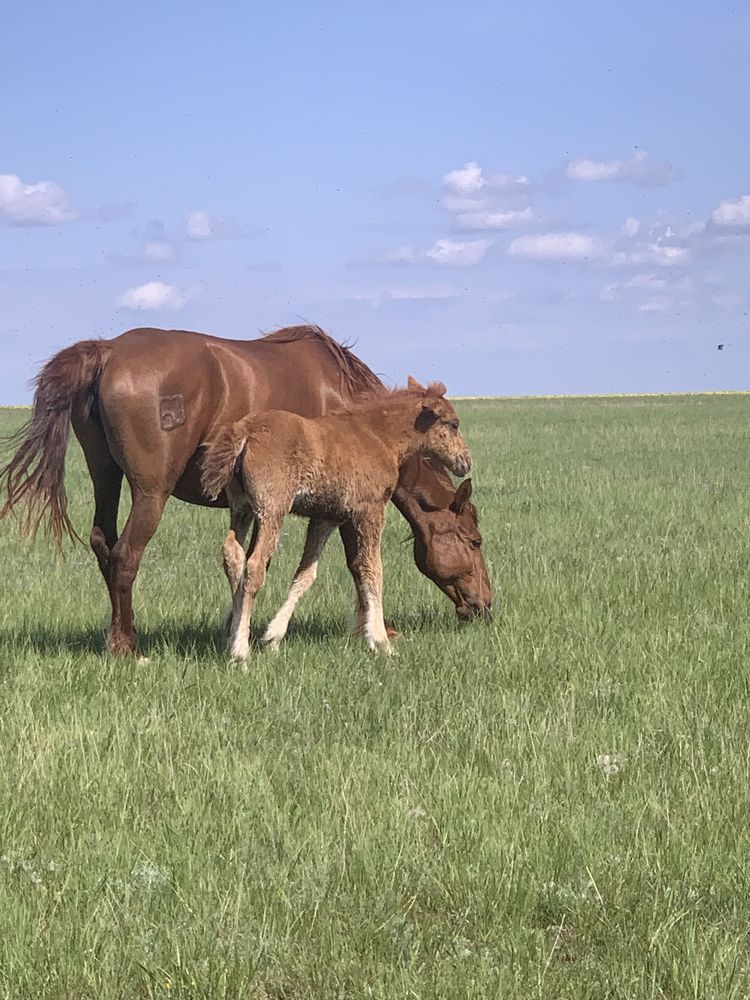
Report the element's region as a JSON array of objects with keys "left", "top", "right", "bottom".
[{"left": 1, "top": 395, "right": 750, "bottom": 999}]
